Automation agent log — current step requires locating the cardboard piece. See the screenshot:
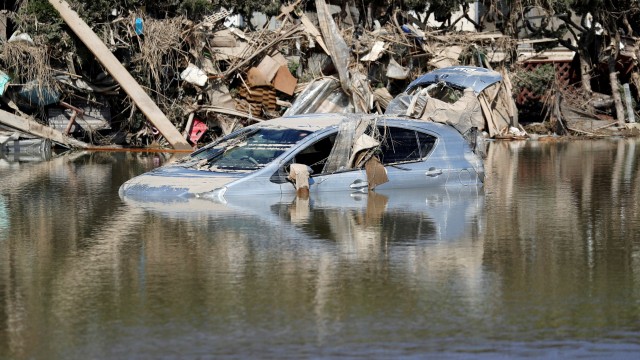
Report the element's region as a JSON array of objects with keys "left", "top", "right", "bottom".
[
  {"left": 365, "top": 156, "right": 389, "bottom": 190},
  {"left": 210, "top": 29, "right": 237, "bottom": 47},
  {"left": 272, "top": 66, "right": 298, "bottom": 96},
  {"left": 256, "top": 55, "right": 280, "bottom": 83},
  {"left": 247, "top": 67, "right": 270, "bottom": 87},
  {"left": 207, "top": 83, "right": 235, "bottom": 110},
  {"left": 271, "top": 52, "right": 288, "bottom": 67}
]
